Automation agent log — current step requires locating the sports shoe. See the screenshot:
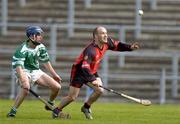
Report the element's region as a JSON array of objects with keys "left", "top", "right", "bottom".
[
  {"left": 45, "top": 101, "right": 54, "bottom": 111},
  {"left": 52, "top": 108, "right": 71, "bottom": 119},
  {"left": 81, "top": 106, "right": 93, "bottom": 120},
  {"left": 7, "top": 107, "right": 16, "bottom": 118},
  {"left": 7, "top": 113, "right": 16, "bottom": 118}
]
